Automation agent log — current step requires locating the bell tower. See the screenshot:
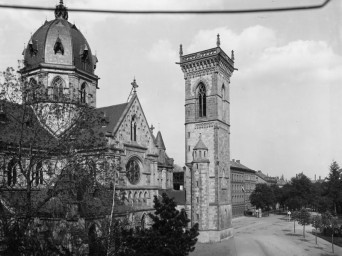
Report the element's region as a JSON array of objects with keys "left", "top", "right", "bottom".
[{"left": 178, "top": 35, "right": 236, "bottom": 243}]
